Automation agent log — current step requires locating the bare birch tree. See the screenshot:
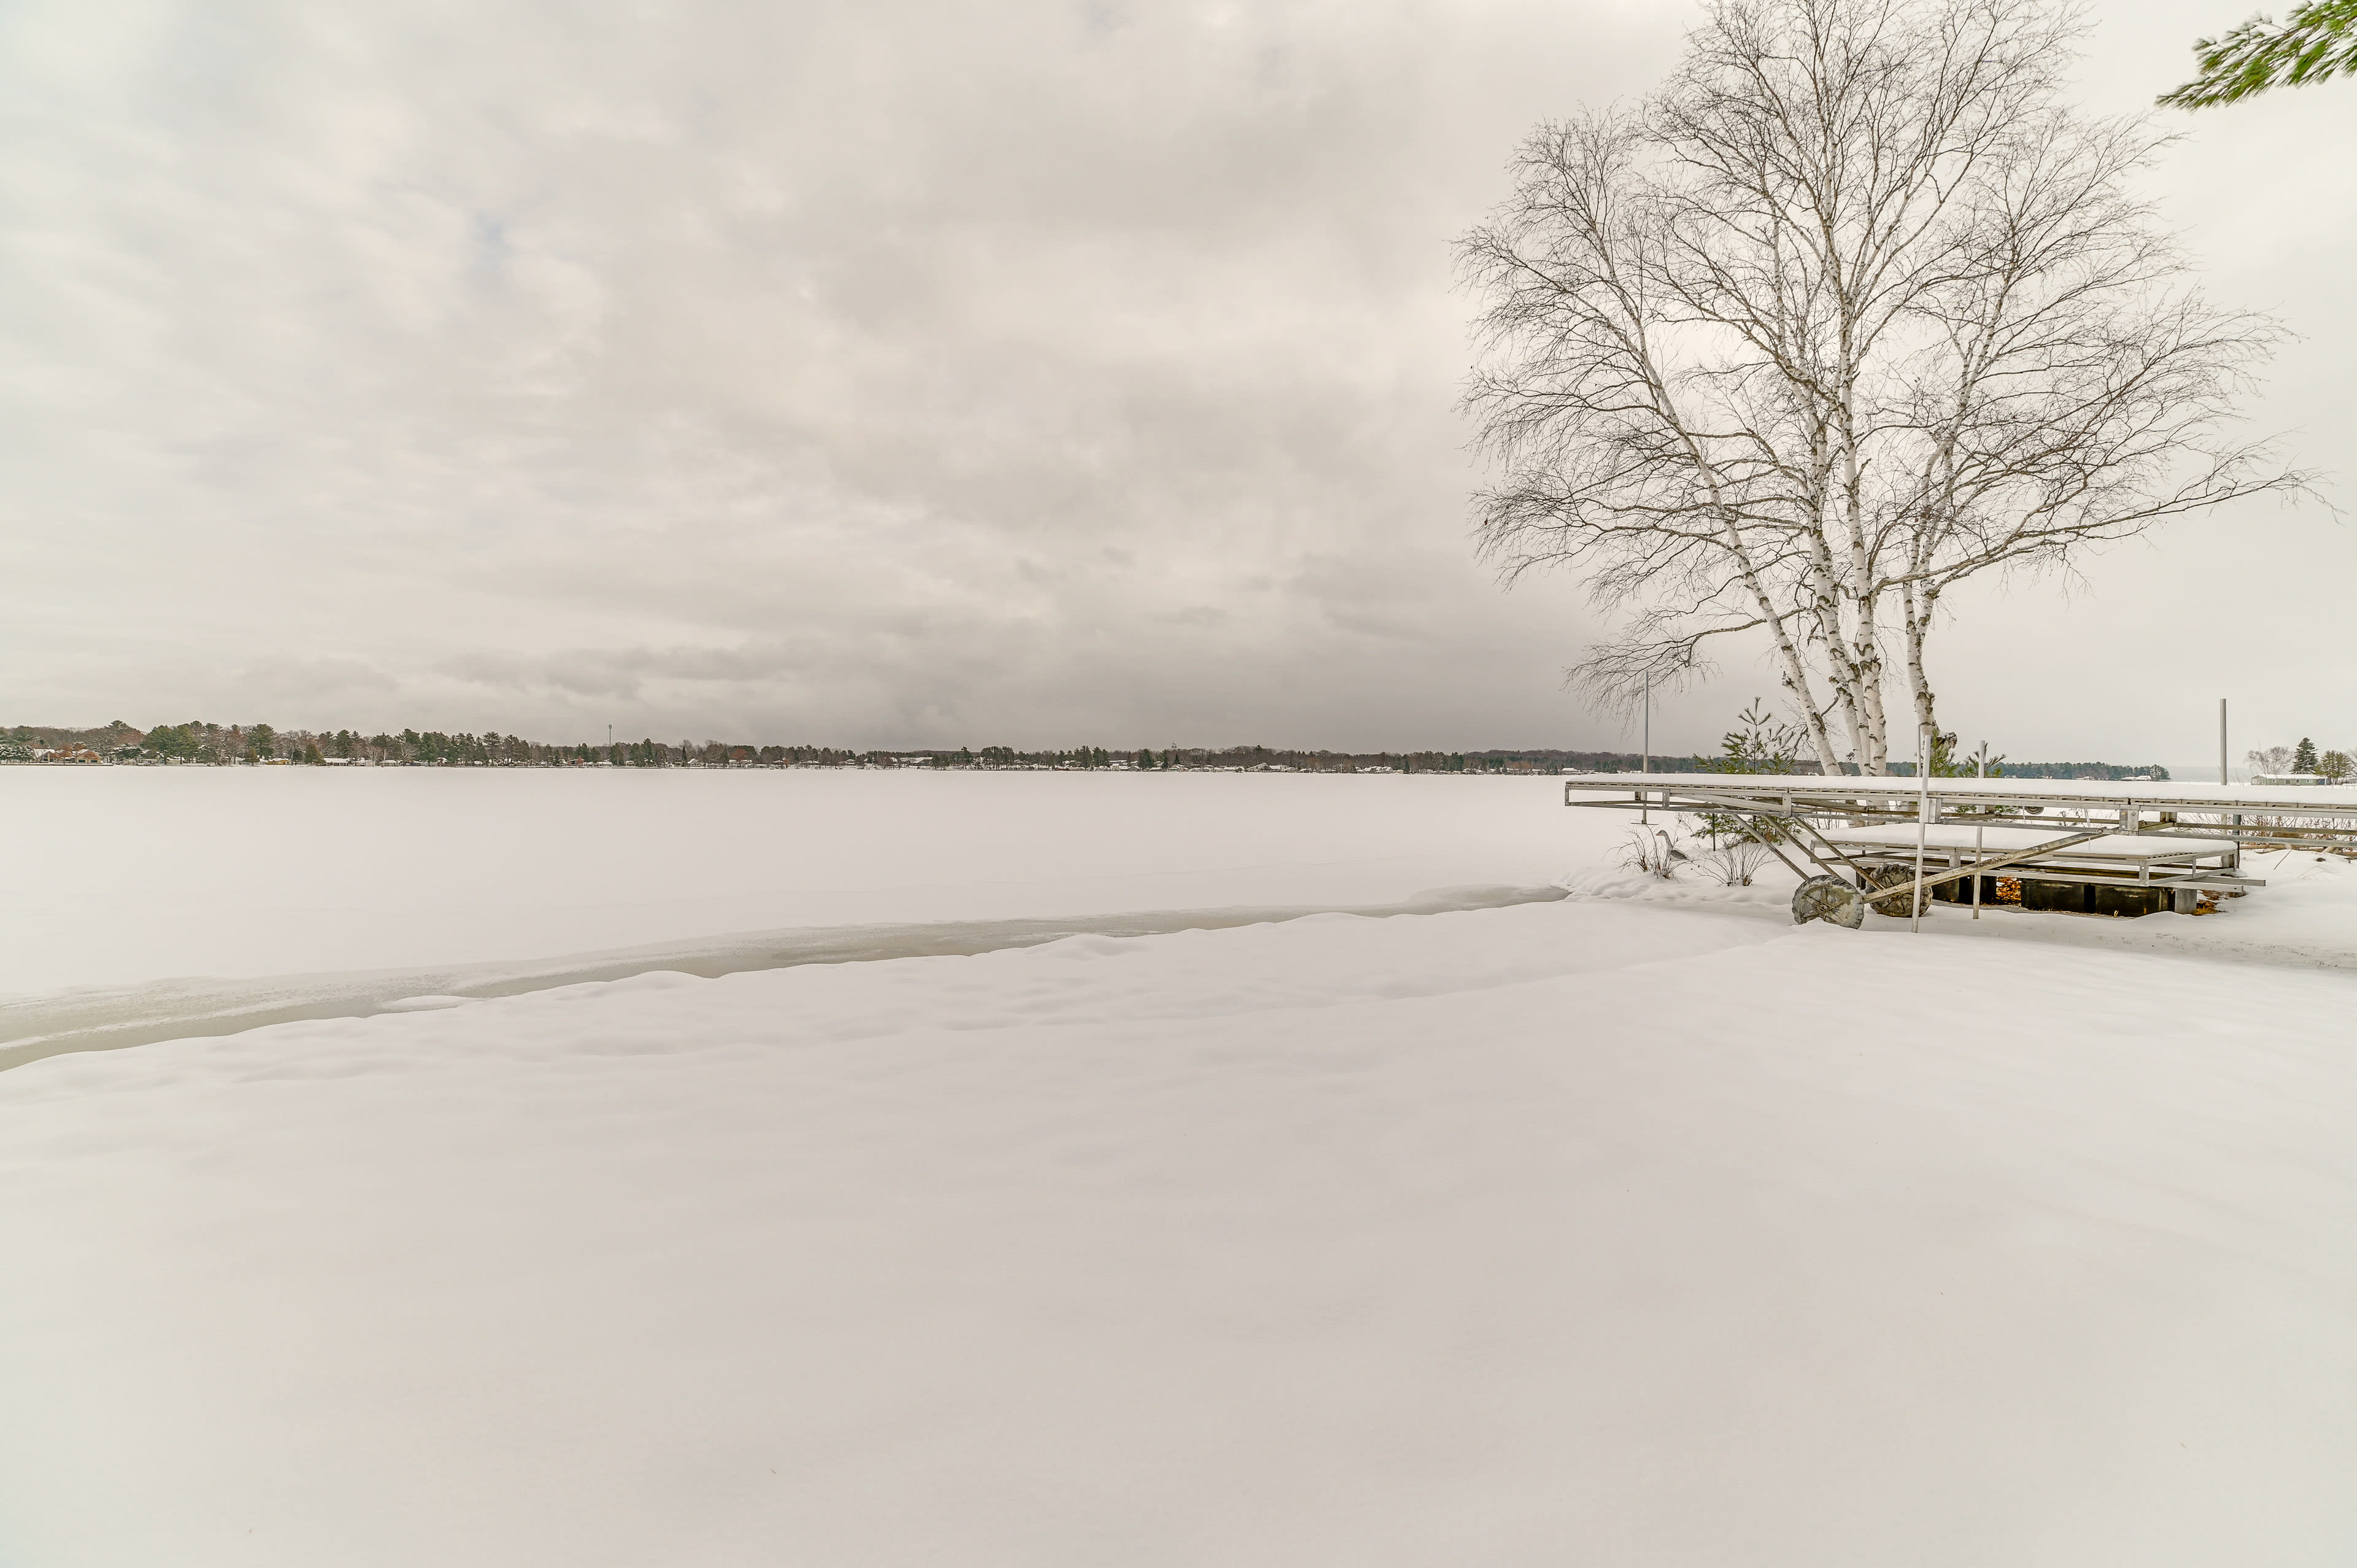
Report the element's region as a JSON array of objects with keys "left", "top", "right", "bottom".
[{"left": 1459, "top": 0, "right": 2299, "bottom": 774}]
